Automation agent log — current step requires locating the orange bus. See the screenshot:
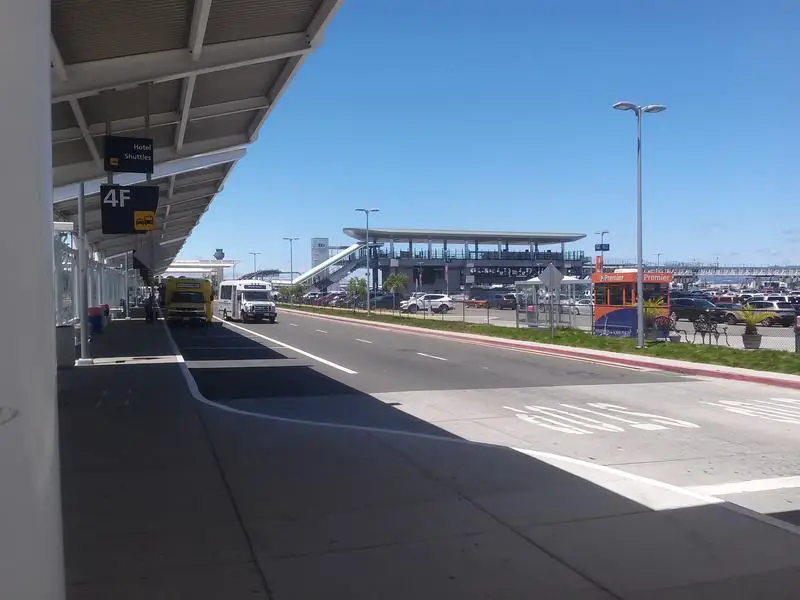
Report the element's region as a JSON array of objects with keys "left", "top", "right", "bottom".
[{"left": 591, "top": 271, "right": 673, "bottom": 337}]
